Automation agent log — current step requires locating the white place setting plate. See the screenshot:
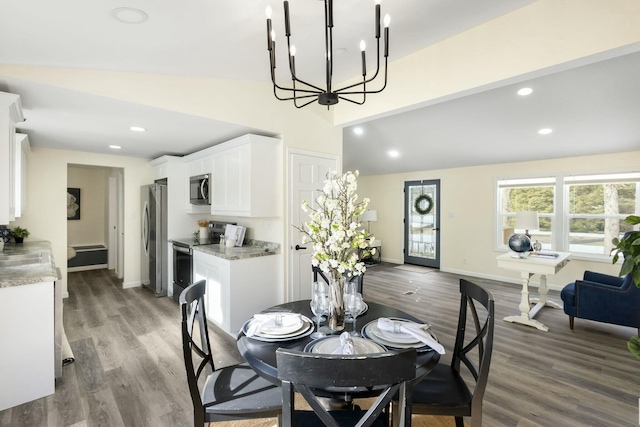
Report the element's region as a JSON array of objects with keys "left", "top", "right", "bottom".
[
  {"left": 361, "top": 318, "right": 437, "bottom": 352},
  {"left": 242, "top": 315, "right": 314, "bottom": 342},
  {"left": 304, "top": 336, "right": 387, "bottom": 354}
]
